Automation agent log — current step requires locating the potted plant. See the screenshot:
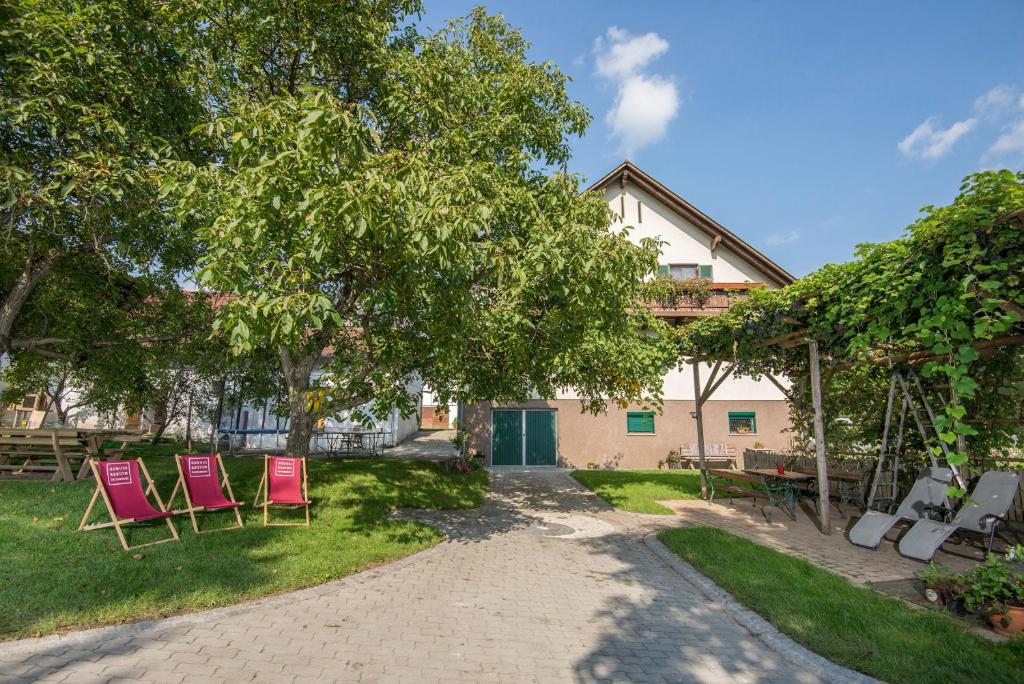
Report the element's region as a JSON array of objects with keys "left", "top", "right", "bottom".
[
  {"left": 916, "top": 562, "right": 967, "bottom": 615},
  {"left": 961, "top": 549, "right": 1024, "bottom": 636},
  {"left": 665, "top": 449, "right": 681, "bottom": 470}
]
